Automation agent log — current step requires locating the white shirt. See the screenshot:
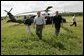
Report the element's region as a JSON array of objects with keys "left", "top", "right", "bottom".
[
  {"left": 34, "top": 15, "right": 46, "bottom": 25},
  {"left": 72, "top": 16, "right": 76, "bottom": 22}
]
